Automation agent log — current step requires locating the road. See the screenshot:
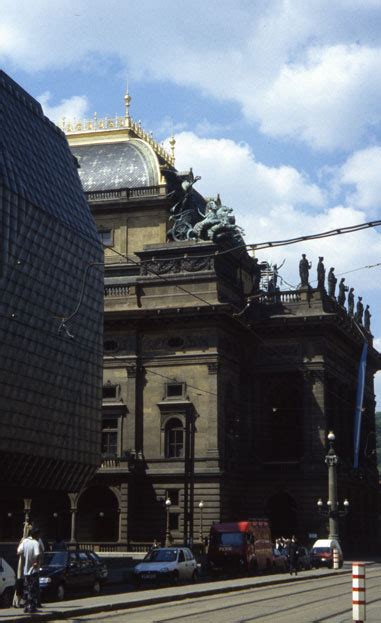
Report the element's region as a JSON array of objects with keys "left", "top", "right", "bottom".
[{"left": 51, "top": 563, "right": 381, "bottom": 623}]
